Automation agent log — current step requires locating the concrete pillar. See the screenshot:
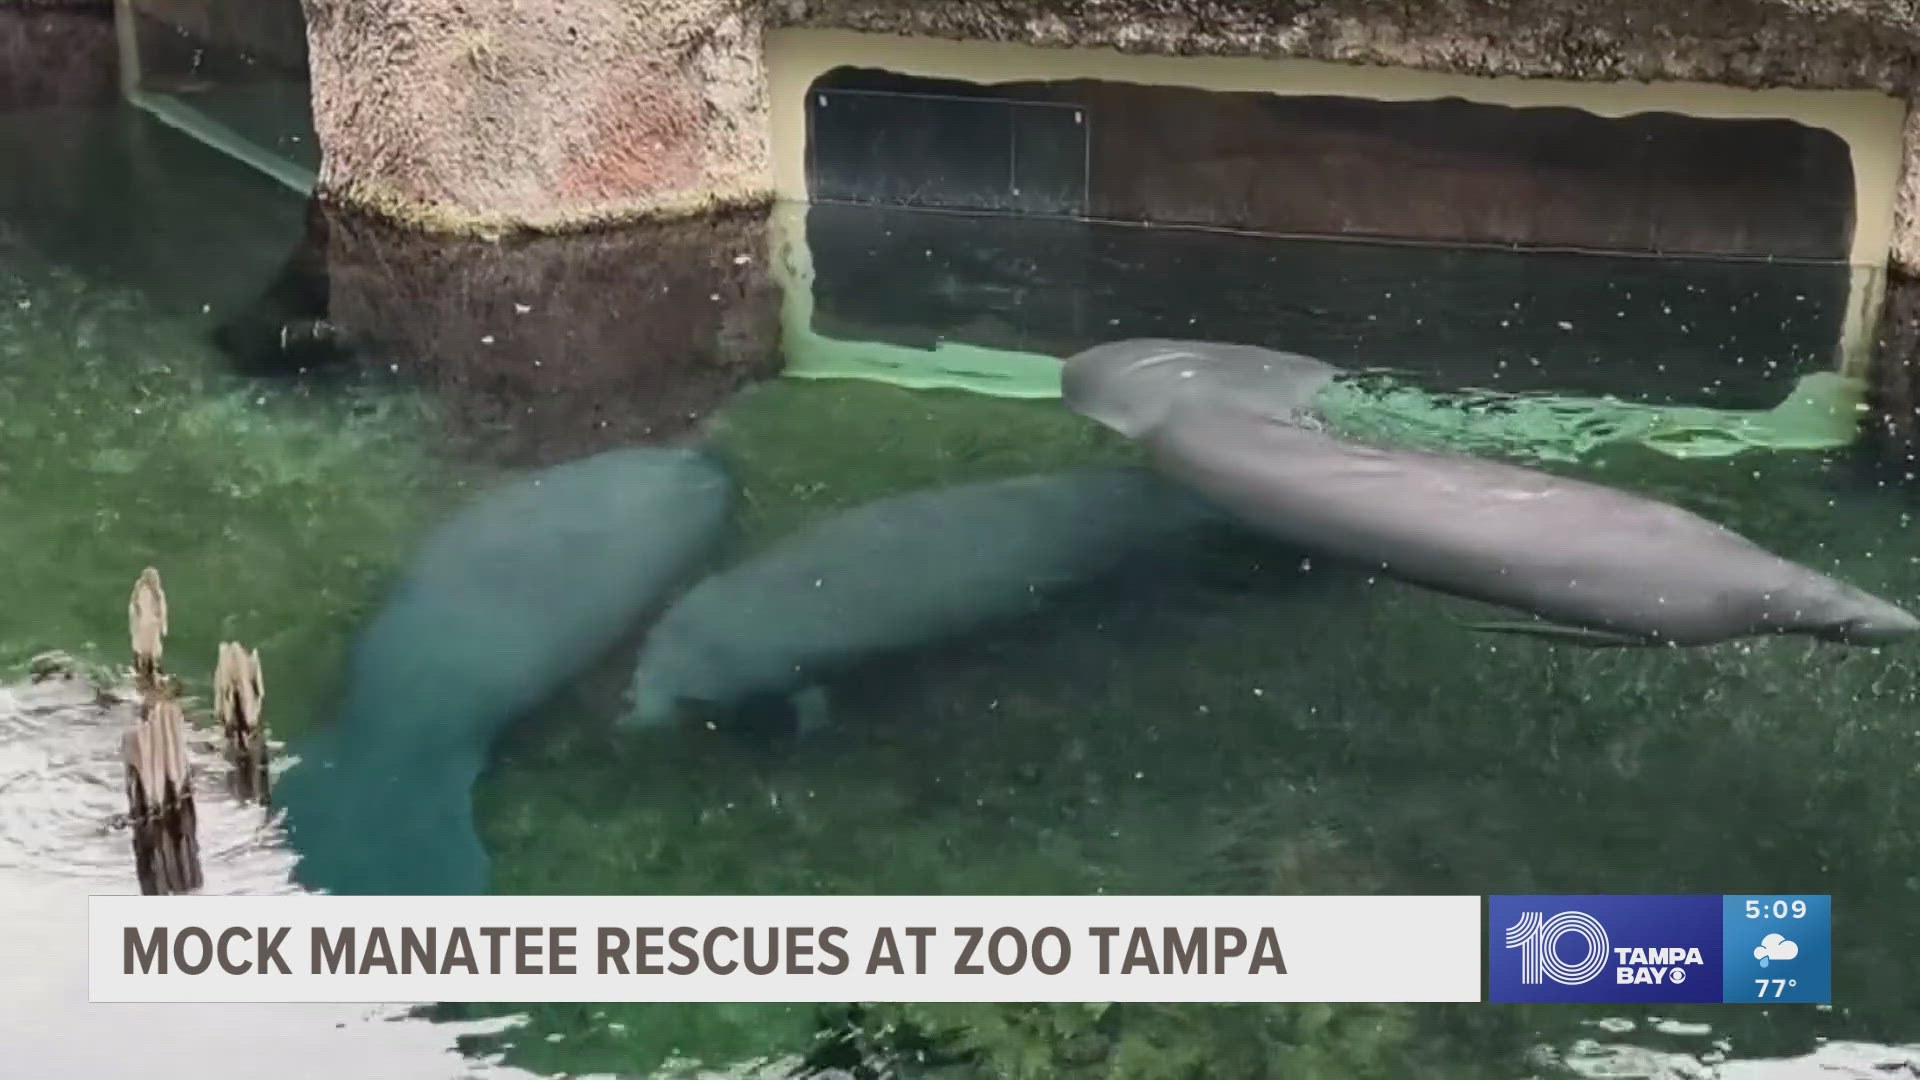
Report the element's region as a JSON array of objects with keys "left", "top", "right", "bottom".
[
  {"left": 300, "top": 0, "right": 772, "bottom": 233},
  {"left": 1866, "top": 96, "right": 1920, "bottom": 466},
  {"left": 1890, "top": 99, "right": 1920, "bottom": 279}
]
